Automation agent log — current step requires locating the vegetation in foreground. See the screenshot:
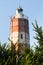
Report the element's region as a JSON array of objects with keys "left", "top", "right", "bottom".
[{"left": 0, "top": 21, "right": 43, "bottom": 65}]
